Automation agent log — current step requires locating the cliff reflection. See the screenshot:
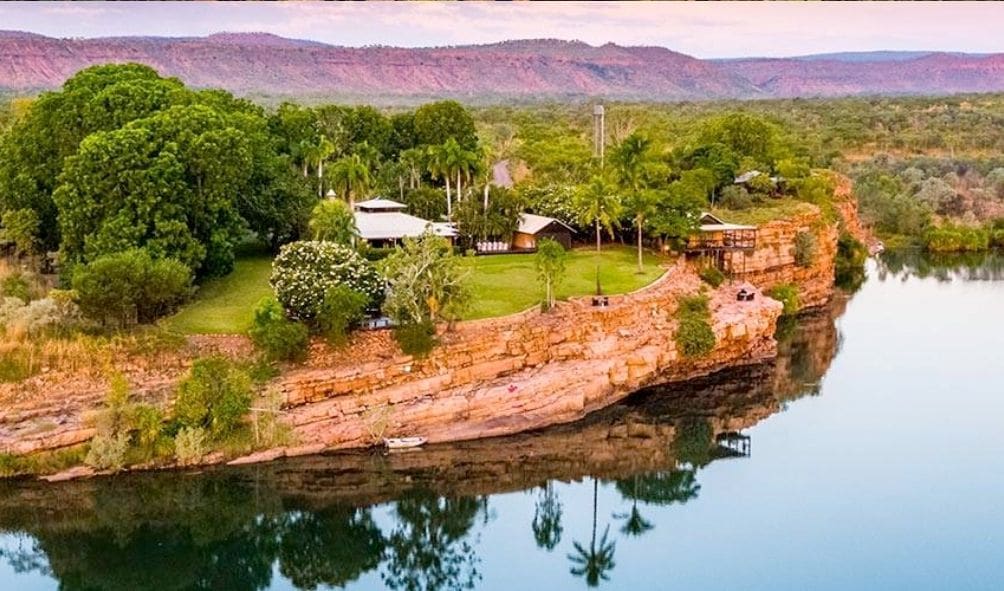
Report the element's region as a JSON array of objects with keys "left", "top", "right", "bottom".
[{"left": 0, "top": 299, "right": 844, "bottom": 590}]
